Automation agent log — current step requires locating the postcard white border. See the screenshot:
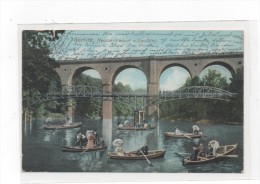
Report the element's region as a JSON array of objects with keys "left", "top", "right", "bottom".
[
  {"left": 1, "top": 1, "right": 259, "bottom": 184},
  {"left": 17, "top": 20, "right": 253, "bottom": 183}
]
